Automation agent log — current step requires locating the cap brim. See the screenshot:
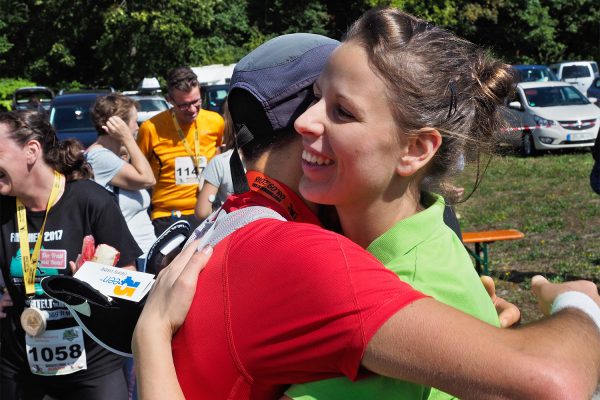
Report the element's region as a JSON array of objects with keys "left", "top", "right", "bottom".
[{"left": 41, "top": 275, "right": 142, "bottom": 357}]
